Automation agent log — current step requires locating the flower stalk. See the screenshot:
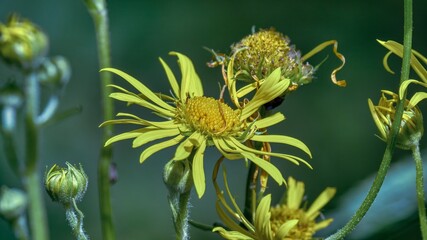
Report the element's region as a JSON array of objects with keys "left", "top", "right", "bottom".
[
  {"left": 22, "top": 72, "right": 49, "bottom": 240},
  {"left": 326, "top": 0, "right": 413, "bottom": 239},
  {"left": 82, "top": 1, "right": 115, "bottom": 239},
  {"left": 412, "top": 144, "right": 427, "bottom": 239}
]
